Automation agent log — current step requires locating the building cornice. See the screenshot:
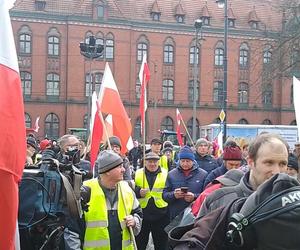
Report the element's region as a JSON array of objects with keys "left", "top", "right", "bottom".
[{"left": 11, "top": 11, "right": 279, "bottom": 41}]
